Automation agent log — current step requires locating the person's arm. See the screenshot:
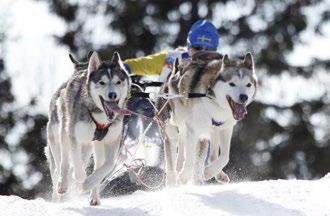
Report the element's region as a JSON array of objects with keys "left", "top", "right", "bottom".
[{"left": 123, "top": 51, "right": 168, "bottom": 76}]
